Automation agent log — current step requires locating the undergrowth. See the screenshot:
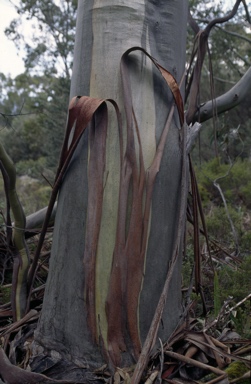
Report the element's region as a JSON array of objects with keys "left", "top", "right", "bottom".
[{"left": 182, "top": 157, "right": 251, "bottom": 338}]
